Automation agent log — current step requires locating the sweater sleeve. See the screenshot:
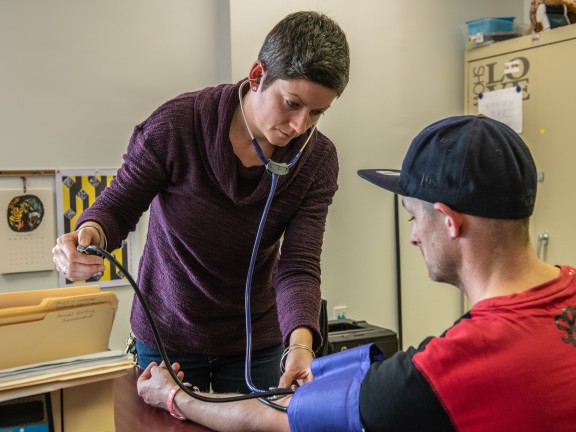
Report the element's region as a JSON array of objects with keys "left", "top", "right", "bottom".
[
  {"left": 76, "top": 110, "right": 175, "bottom": 250},
  {"left": 274, "top": 137, "right": 339, "bottom": 350}
]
